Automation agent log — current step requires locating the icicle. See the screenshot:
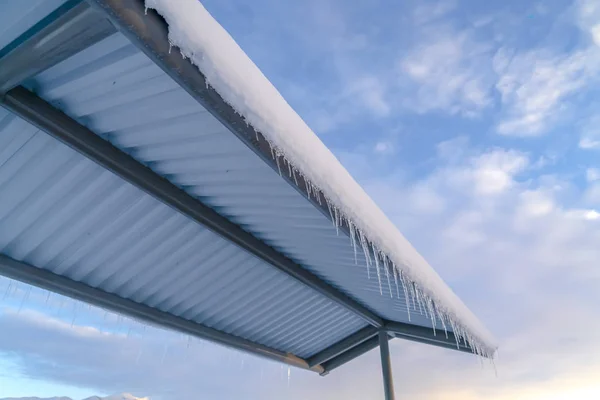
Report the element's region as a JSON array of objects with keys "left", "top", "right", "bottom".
[
  {"left": 359, "top": 231, "right": 373, "bottom": 267},
  {"left": 360, "top": 231, "right": 379, "bottom": 294},
  {"left": 168, "top": 41, "right": 173, "bottom": 54},
  {"left": 161, "top": 343, "right": 169, "bottom": 364},
  {"left": 398, "top": 272, "right": 411, "bottom": 321},
  {"left": 426, "top": 298, "right": 437, "bottom": 336},
  {"left": 292, "top": 168, "right": 298, "bottom": 186},
  {"left": 135, "top": 346, "right": 143, "bottom": 365},
  {"left": 449, "top": 319, "right": 460, "bottom": 350},
  {"left": 144, "top": 6, "right": 148, "bottom": 15},
  {"left": 17, "top": 286, "right": 31, "bottom": 313},
  {"left": 287, "top": 367, "right": 291, "bottom": 388},
  {"left": 3, "top": 281, "right": 12, "bottom": 300},
  {"left": 380, "top": 252, "right": 393, "bottom": 298},
  {"left": 348, "top": 221, "right": 359, "bottom": 266},
  {"left": 327, "top": 201, "right": 340, "bottom": 235},
  {"left": 435, "top": 306, "right": 448, "bottom": 339},
  {"left": 392, "top": 265, "right": 400, "bottom": 299},
  {"left": 71, "top": 303, "right": 78, "bottom": 327},
  {"left": 414, "top": 284, "right": 423, "bottom": 314},
  {"left": 334, "top": 208, "right": 340, "bottom": 235},
  {"left": 274, "top": 150, "right": 282, "bottom": 176},
  {"left": 45, "top": 290, "right": 51, "bottom": 304}
]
